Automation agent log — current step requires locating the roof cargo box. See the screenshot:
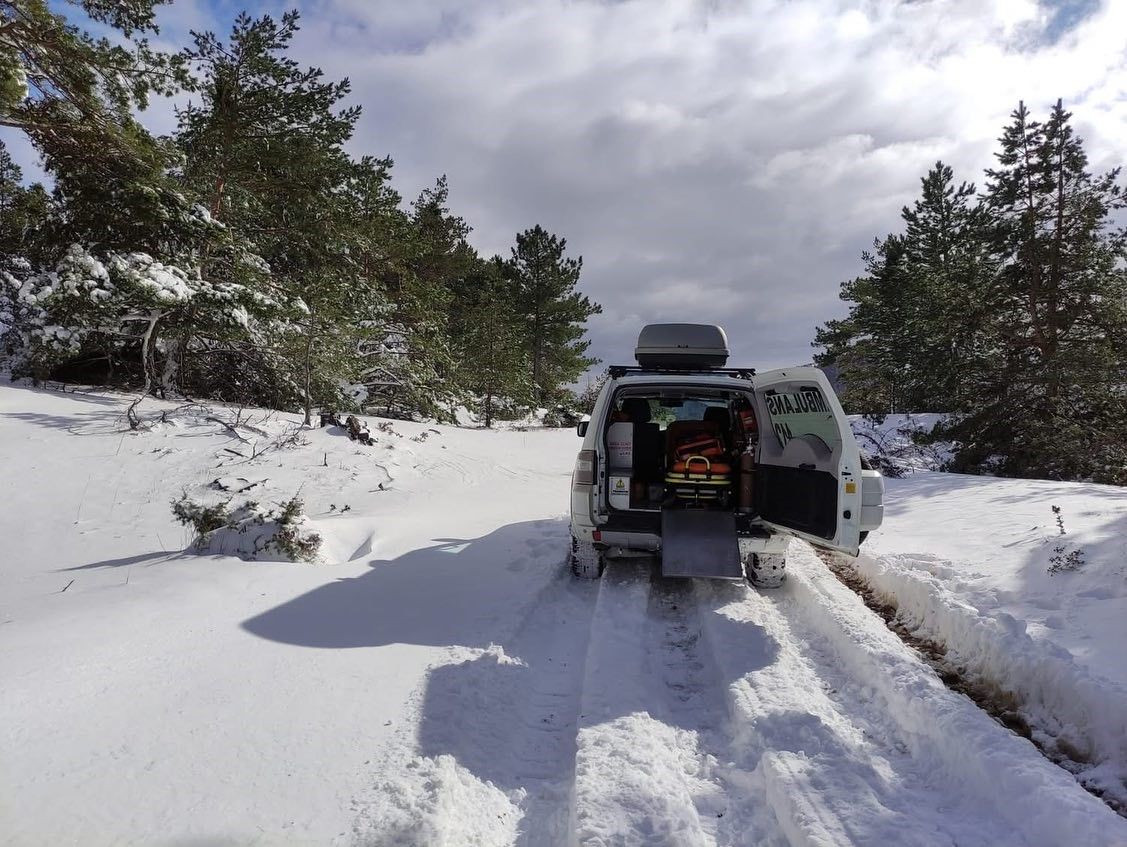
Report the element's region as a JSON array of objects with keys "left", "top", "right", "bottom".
[{"left": 635, "top": 323, "right": 729, "bottom": 369}]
